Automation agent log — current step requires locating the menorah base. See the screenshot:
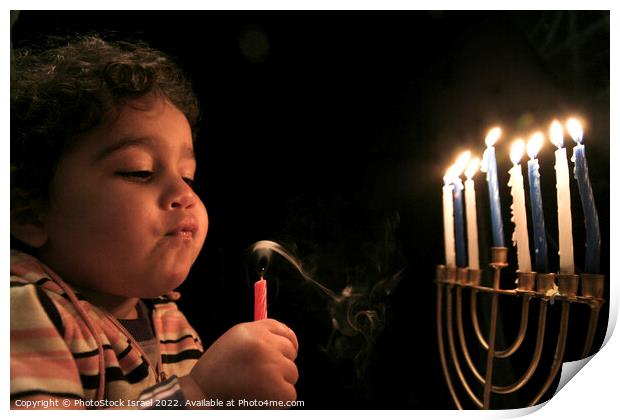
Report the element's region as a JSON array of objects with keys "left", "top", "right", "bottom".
[{"left": 436, "top": 262, "right": 606, "bottom": 409}]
